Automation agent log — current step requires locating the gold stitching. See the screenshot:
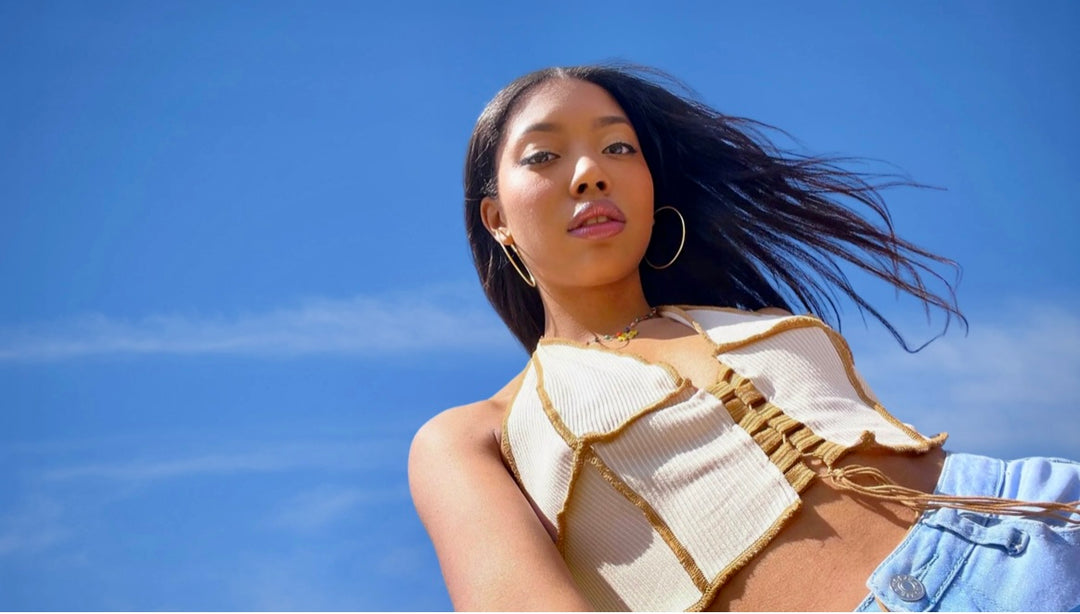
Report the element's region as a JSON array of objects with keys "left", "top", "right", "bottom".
[
  {"left": 585, "top": 450, "right": 711, "bottom": 593},
  {"left": 499, "top": 358, "right": 534, "bottom": 486},
  {"left": 687, "top": 500, "right": 804, "bottom": 612}
]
